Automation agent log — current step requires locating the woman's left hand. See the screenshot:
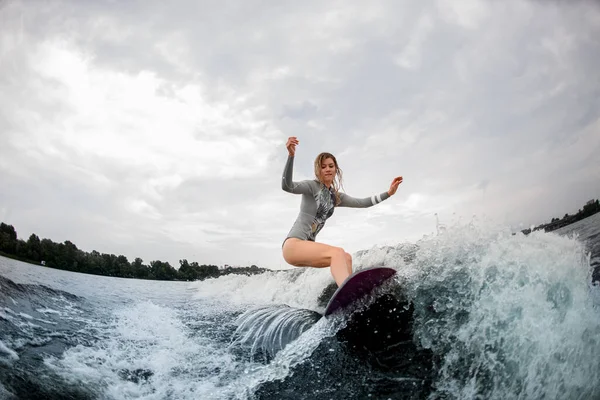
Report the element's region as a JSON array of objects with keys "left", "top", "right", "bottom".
[{"left": 388, "top": 176, "right": 403, "bottom": 196}]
